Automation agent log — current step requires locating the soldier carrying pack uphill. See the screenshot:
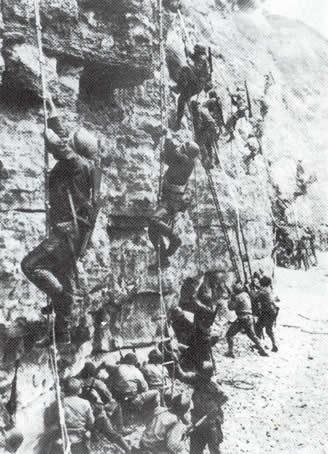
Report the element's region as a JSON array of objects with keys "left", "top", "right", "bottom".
[
  {"left": 148, "top": 134, "right": 200, "bottom": 268},
  {"left": 21, "top": 94, "right": 99, "bottom": 343},
  {"left": 175, "top": 43, "right": 212, "bottom": 129}
]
